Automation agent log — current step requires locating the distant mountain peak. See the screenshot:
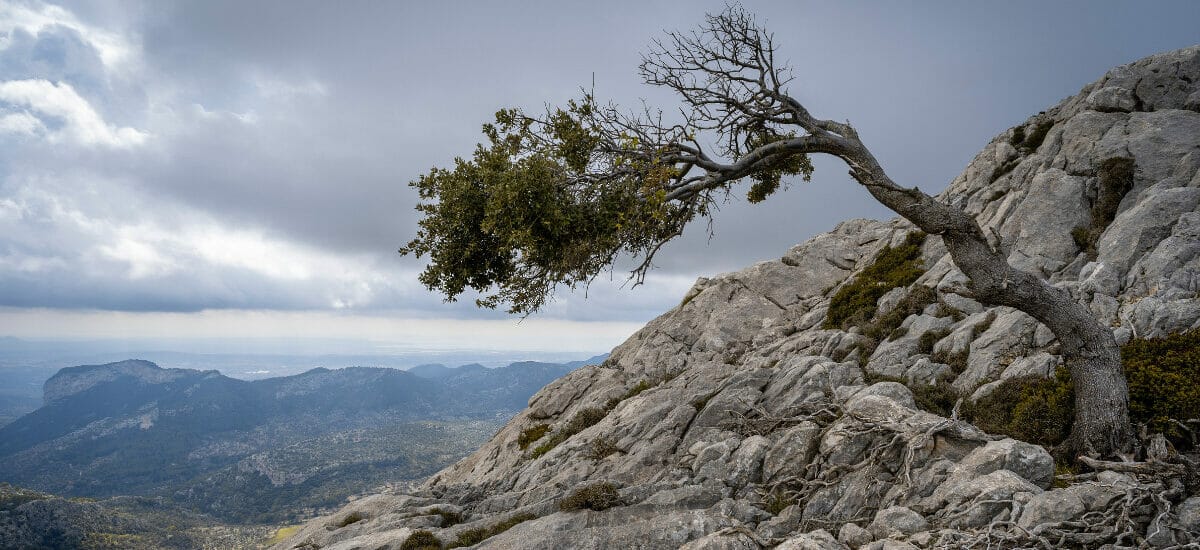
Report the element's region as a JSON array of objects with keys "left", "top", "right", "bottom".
[{"left": 42, "top": 359, "right": 196, "bottom": 404}]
